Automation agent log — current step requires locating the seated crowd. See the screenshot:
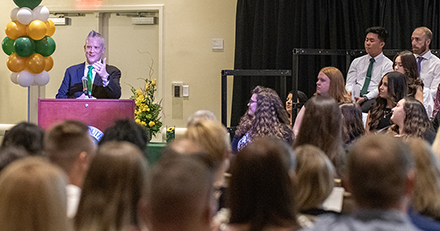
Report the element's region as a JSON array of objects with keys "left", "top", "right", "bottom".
[{"left": 4, "top": 27, "right": 440, "bottom": 231}]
